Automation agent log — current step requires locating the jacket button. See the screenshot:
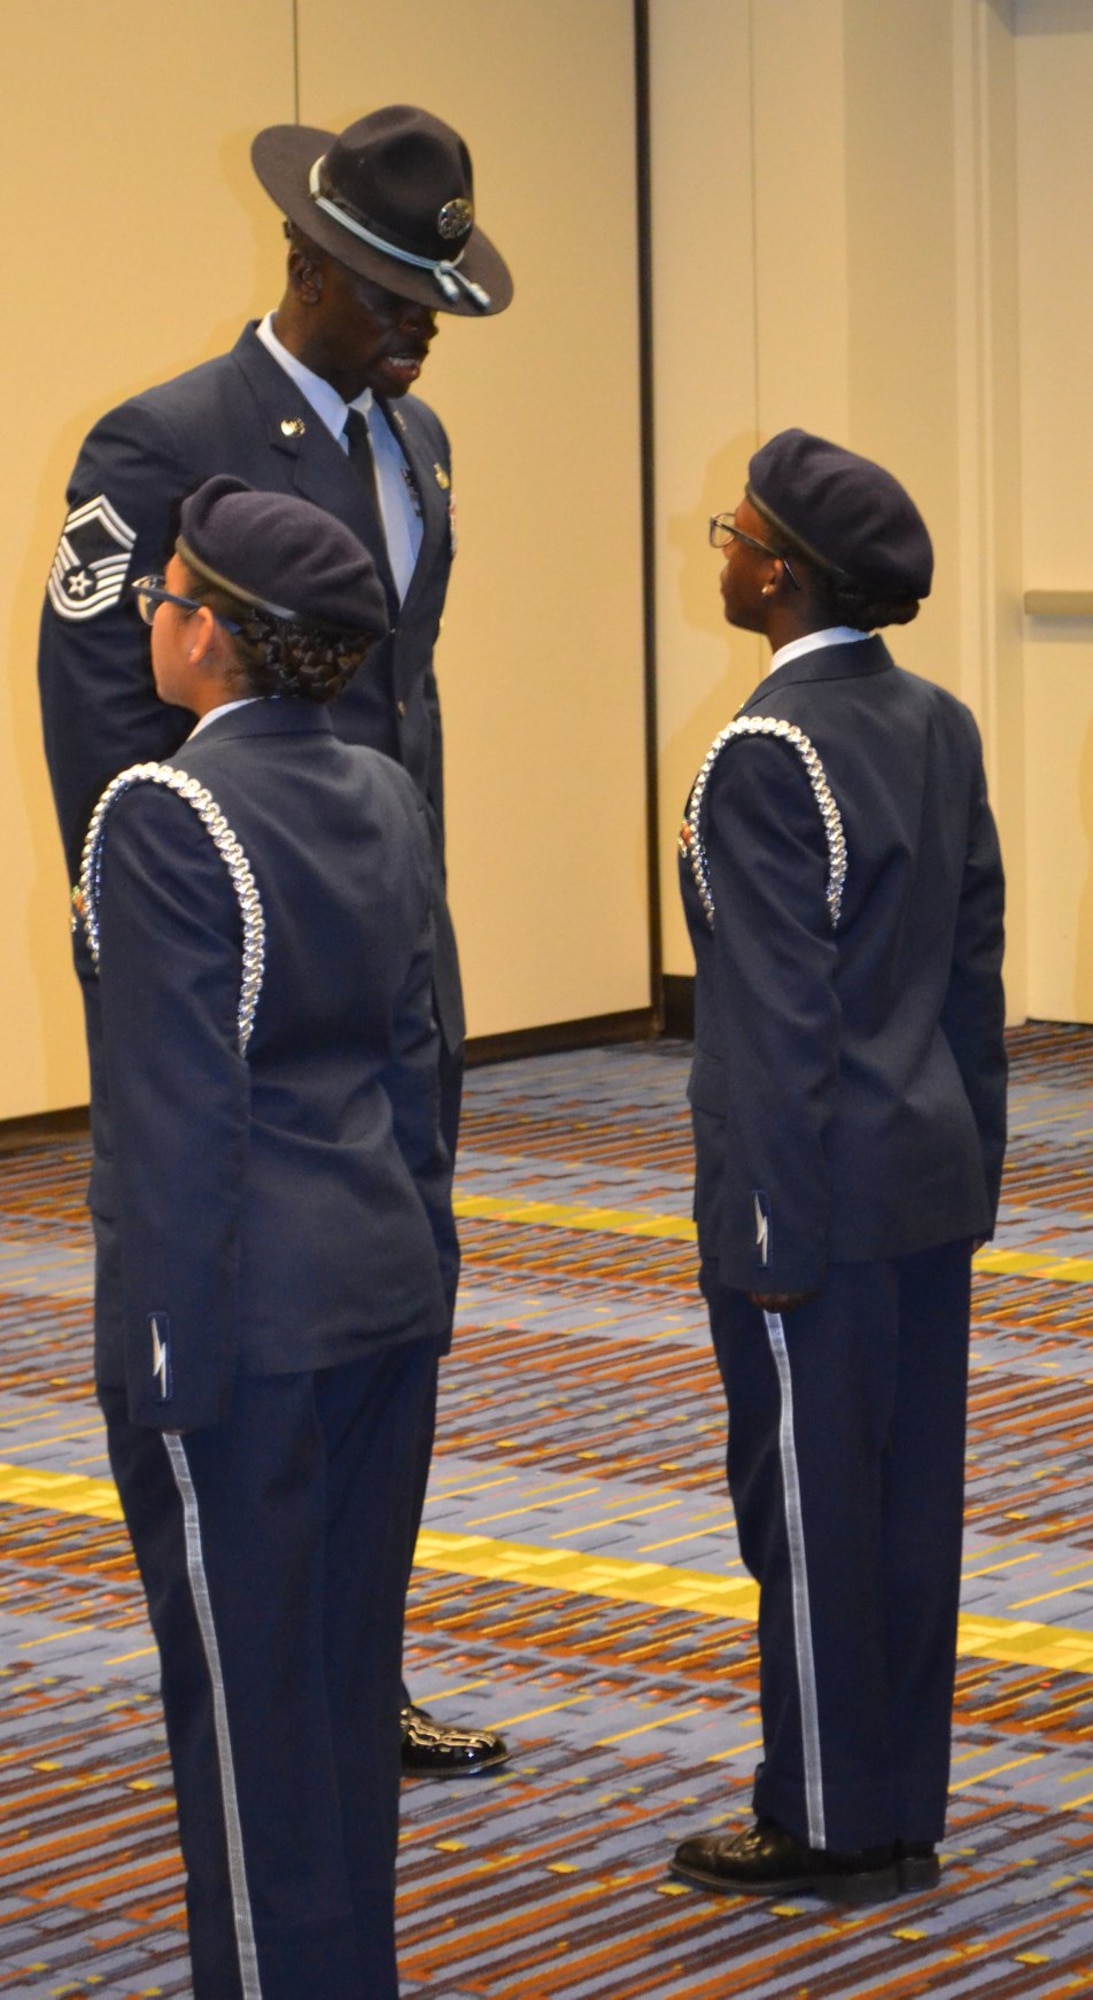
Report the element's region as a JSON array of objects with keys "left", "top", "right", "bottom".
[{"left": 397, "top": 699, "right": 406, "bottom": 719}]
